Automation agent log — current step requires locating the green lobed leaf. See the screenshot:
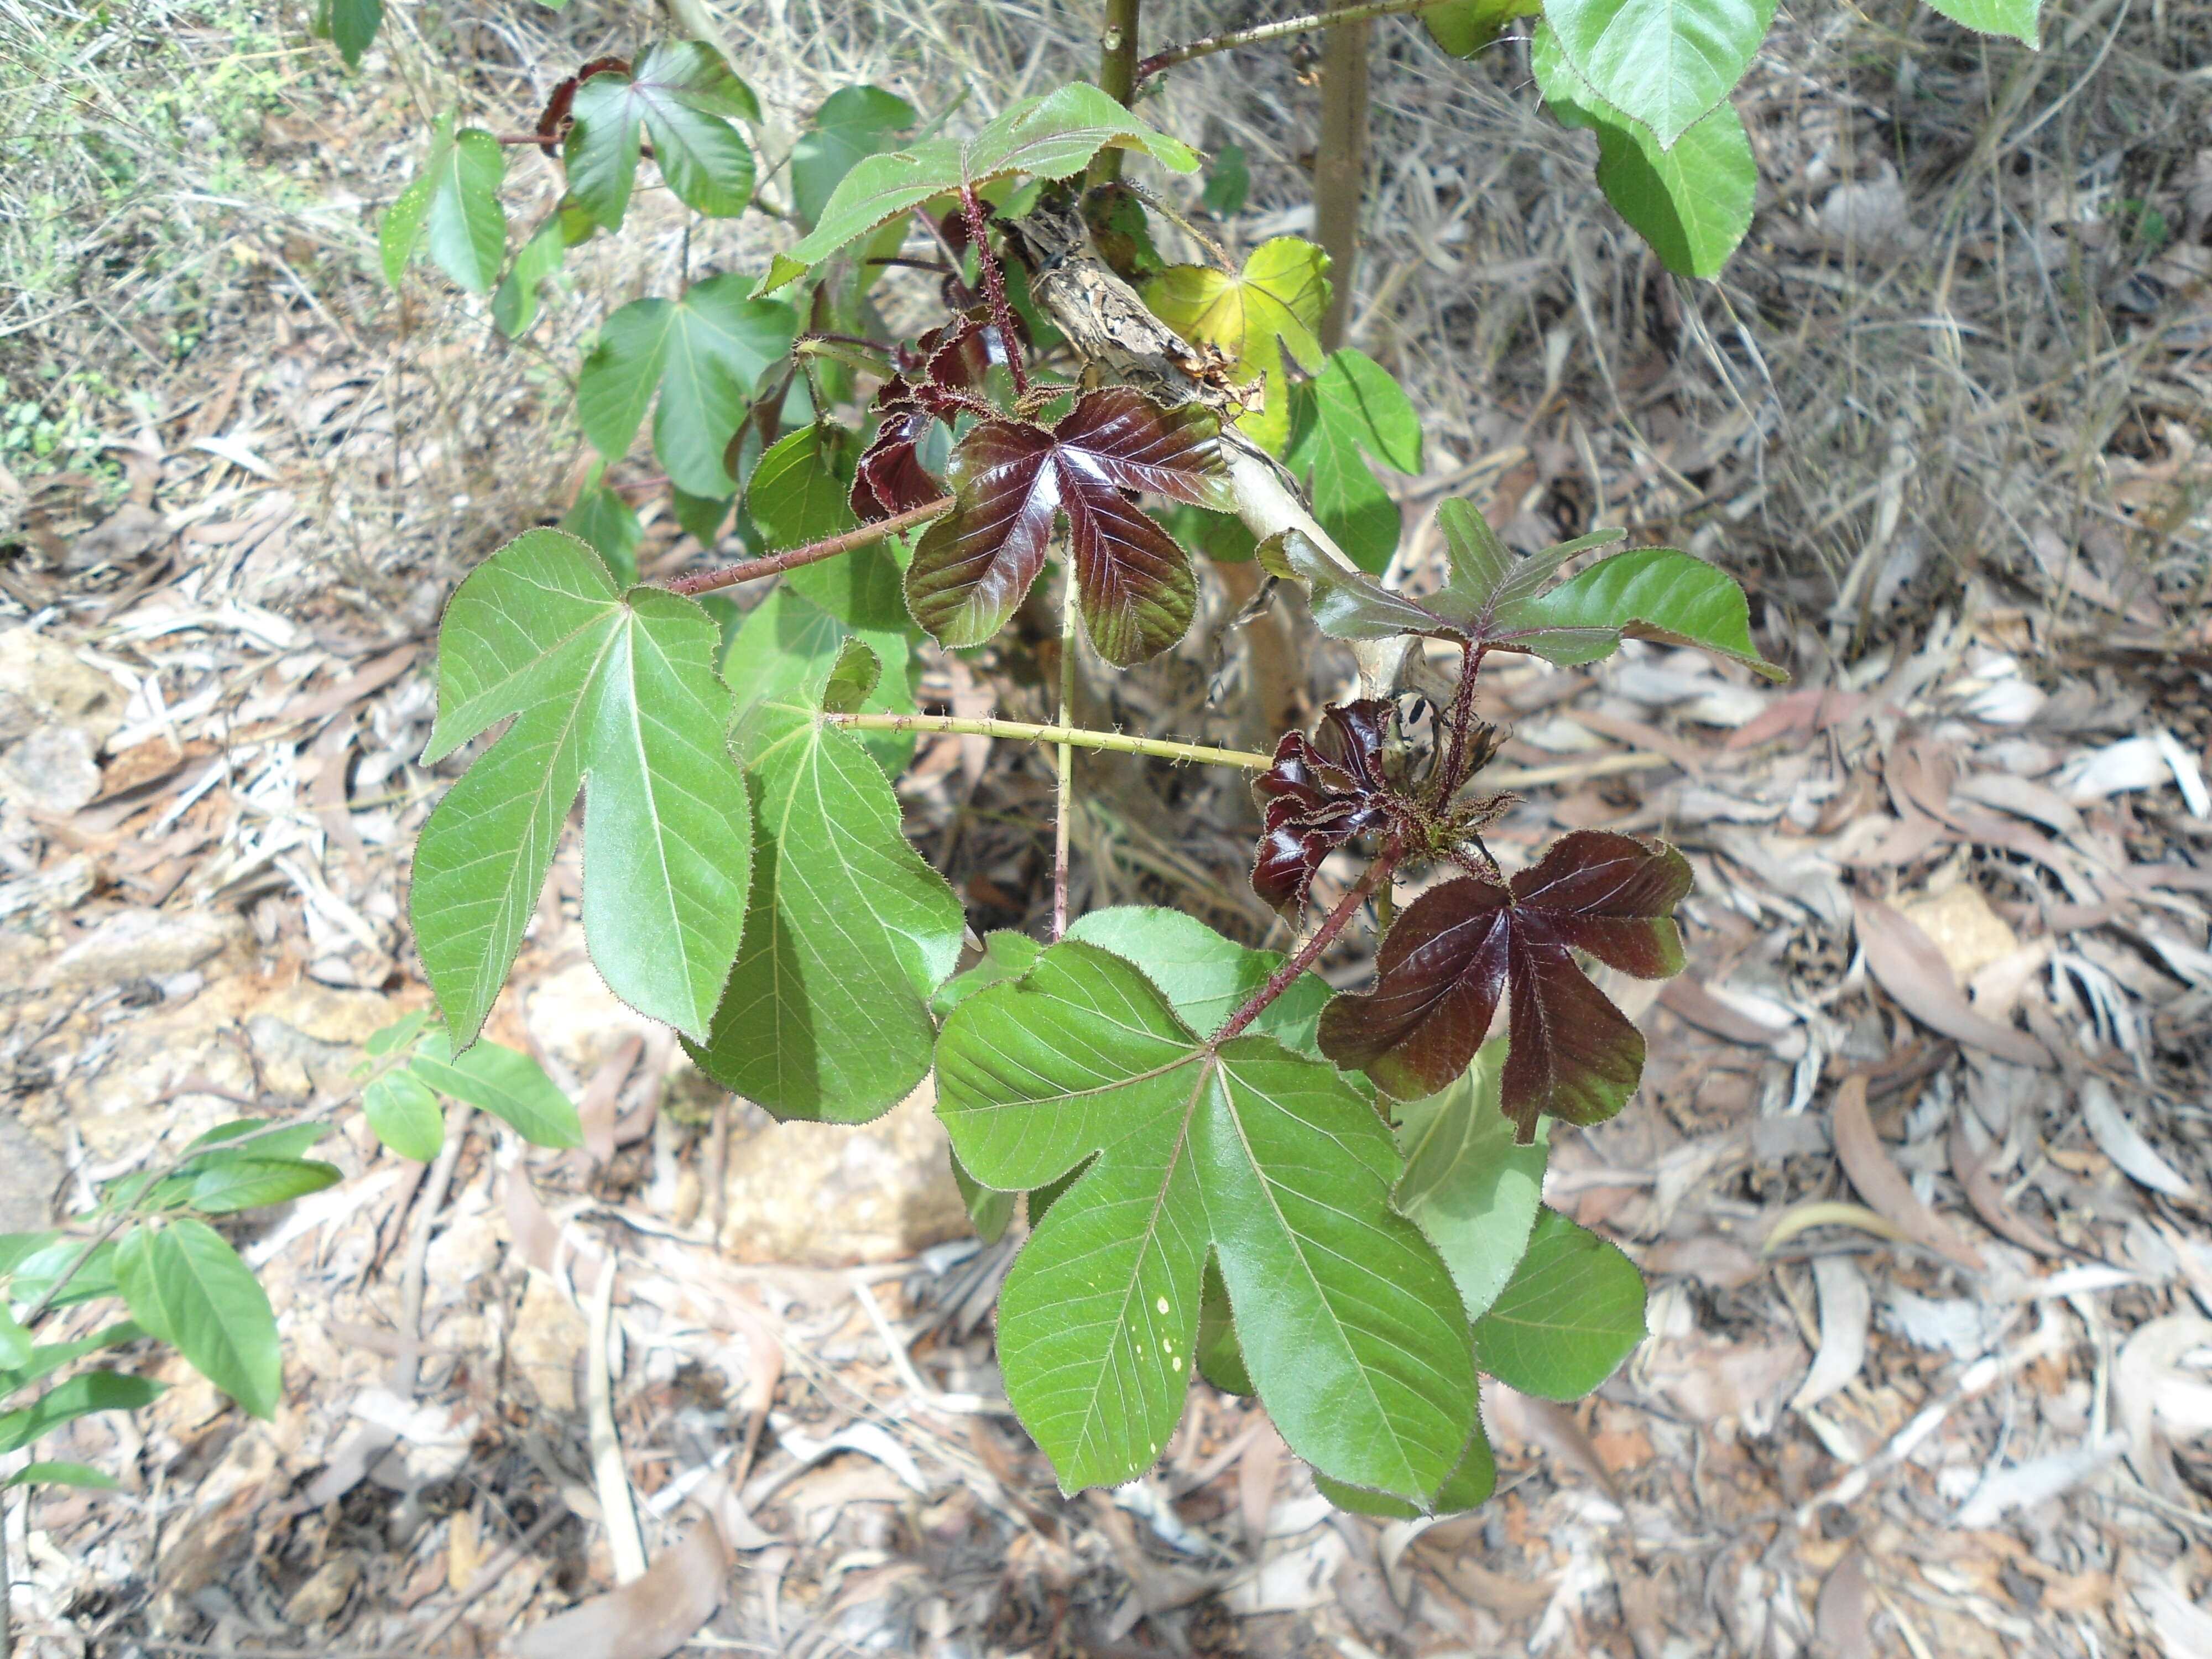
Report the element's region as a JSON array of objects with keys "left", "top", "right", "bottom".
[
  {"left": 7, "top": 1460, "right": 119, "bottom": 1490},
  {"left": 1144, "top": 238, "right": 1331, "bottom": 457},
  {"left": 413, "top": 529, "right": 753, "bottom": 1047},
  {"left": 1194, "top": 1256, "right": 1253, "bottom": 1395},
  {"left": 717, "top": 585, "right": 916, "bottom": 777},
  {"left": 792, "top": 86, "right": 919, "bottom": 228},
  {"left": 1533, "top": 23, "right": 1754, "bottom": 279},
  {"left": 566, "top": 43, "right": 759, "bottom": 231},
  {"left": 408, "top": 1031, "right": 581, "bottom": 1149},
  {"left": 576, "top": 276, "right": 798, "bottom": 498},
  {"left": 0, "top": 1371, "right": 164, "bottom": 1456},
  {"left": 363, "top": 1070, "right": 446, "bottom": 1163},
  {"left": 1491, "top": 544, "right": 1786, "bottom": 679},
  {"left": 951, "top": 1147, "right": 1017, "bottom": 1244},
  {"left": 379, "top": 116, "right": 507, "bottom": 294},
  {"left": 685, "top": 686, "right": 964, "bottom": 1123},
  {"left": 187, "top": 1159, "right": 342, "bottom": 1214},
  {"left": 1063, "top": 906, "right": 1331, "bottom": 1057},
  {"left": 1472, "top": 1208, "right": 1647, "bottom": 1399},
  {"left": 1282, "top": 349, "right": 1423, "bottom": 574},
  {"left": 749, "top": 426, "right": 911, "bottom": 633},
  {"left": 931, "top": 930, "right": 1044, "bottom": 1018},
  {"left": 115, "top": 1220, "right": 280, "bottom": 1419},
  {"left": 1394, "top": 1039, "right": 1551, "bottom": 1324},
  {"left": 759, "top": 84, "right": 1199, "bottom": 295},
  {"left": 935, "top": 938, "right": 1478, "bottom": 1500},
  {"left": 1541, "top": 0, "right": 1775, "bottom": 148},
  {"left": 1919, "top": 0, "right": 2040, "bottom": 44},
  {"left": 494, "top": 211, "right": 569, "bottom": 338},
  {"left": 560, "top": 471, "right": 643, "bottom": 588}
]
